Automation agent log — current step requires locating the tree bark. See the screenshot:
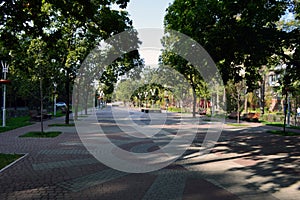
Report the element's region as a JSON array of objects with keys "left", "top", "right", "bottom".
[
  {"left": 192, "top": 88, "right": 196, "bottom": 118},
  {"left": 65, "top": 69, "right": 70, "bottom": 124},
  {"left": 237, "top": 91, "right": 240, "bottom": 124},
  {"left": 283, "top": 92, "right": 288, "bottom": 135},
  {"left": 40, "top": 76, "right": 44, "bottom": 133}
]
